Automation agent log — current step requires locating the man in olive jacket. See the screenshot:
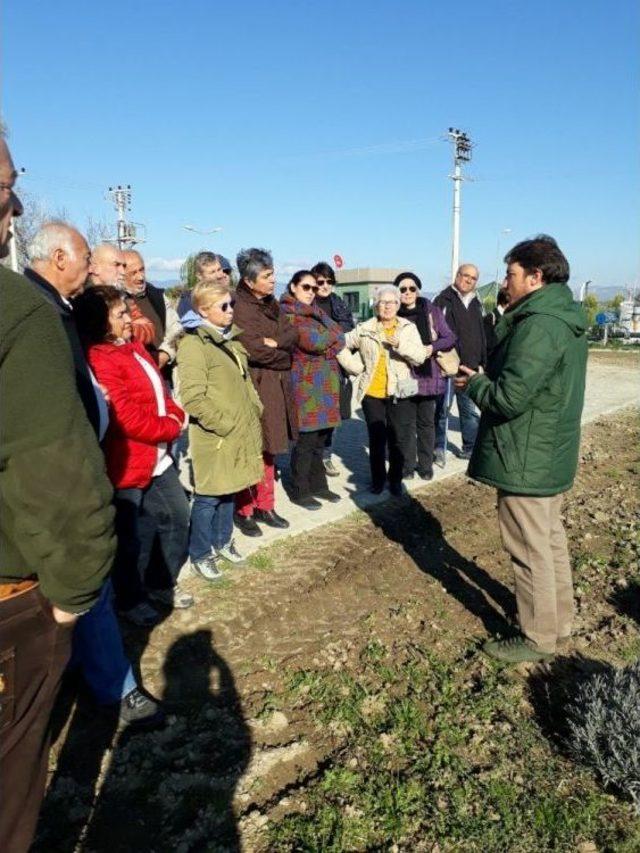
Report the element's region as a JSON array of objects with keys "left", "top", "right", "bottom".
[
  {"left": 0, "top": 136, "right": 115, "bottom": 852},
  {"left": 456, "top": 235, "right": 587, "bottom": 663}
]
